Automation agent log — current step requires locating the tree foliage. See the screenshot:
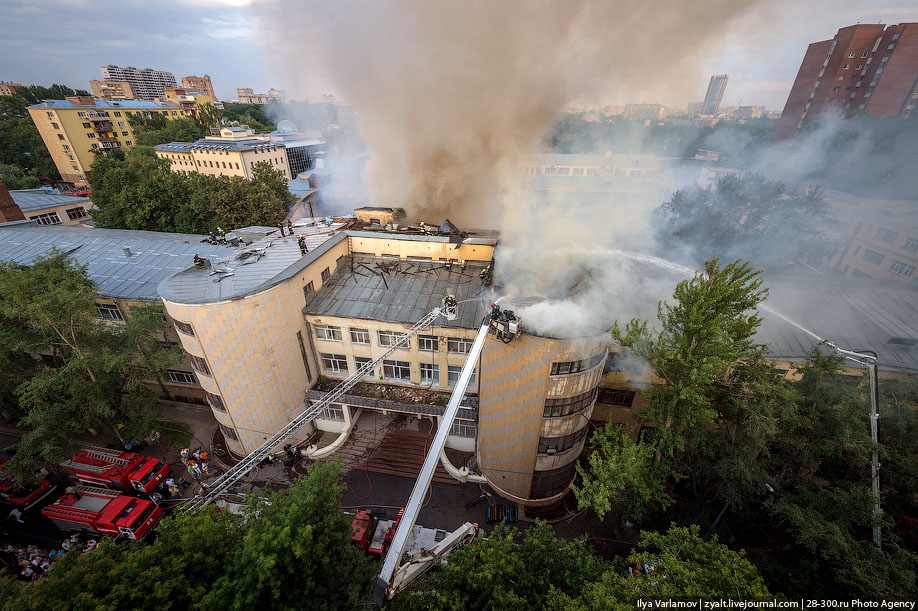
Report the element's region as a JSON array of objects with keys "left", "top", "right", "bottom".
[
  {"left": 88, "top": 147, "right": 290, "bottom": 233},
  {"left": 1, "top": 461, "right": 373, "bottom": 611},
  {"left": 125, "top": 112, "right": 205, "bottom": 147},
  {"left": 0, "top": 252, "right": 180, "bottom": 480},
  {"left": 221, "top": 103, "right": 277, "bottom": 133},
  {"left": 655, "top": 174, "right": 833, "bottom": 269}
]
